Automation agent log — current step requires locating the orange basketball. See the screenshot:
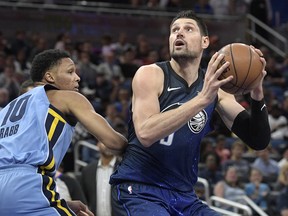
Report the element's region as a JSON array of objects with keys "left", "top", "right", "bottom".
[{"left": 217, "top": 43, "right": 263, "bottom": 95}]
